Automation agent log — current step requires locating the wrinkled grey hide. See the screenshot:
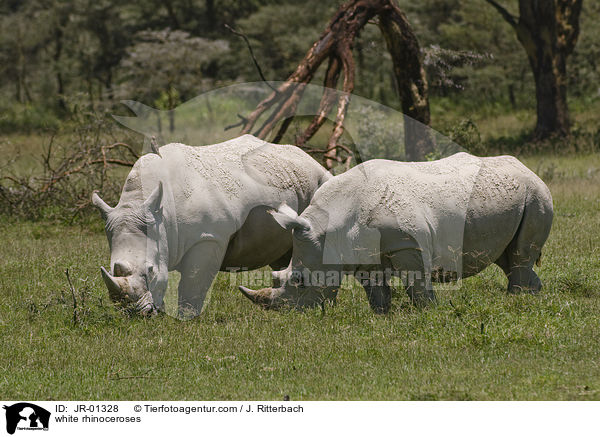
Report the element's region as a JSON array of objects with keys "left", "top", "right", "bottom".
[
  {"left": 239, "top": 153, "right": 553, "bottom": 313},
  {"left": 93, "top": 135, "right": 331, "bottom": 318}
]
